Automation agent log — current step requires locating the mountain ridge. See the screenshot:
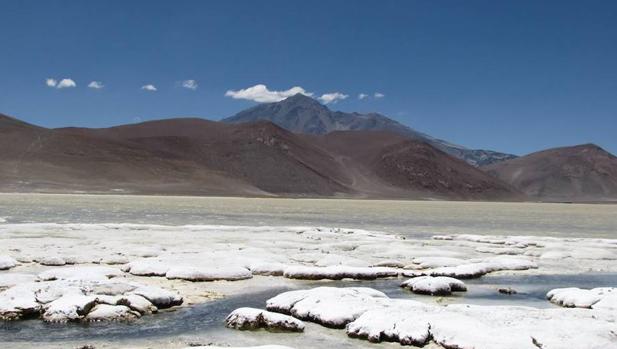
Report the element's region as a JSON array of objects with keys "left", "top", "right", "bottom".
[
  {"left": 3, "top": 110, "right": 615, "bottom": 202},
  {"left": 0, "top": 112, "right": 522, "bottom": 200},
  {"left": 222, "top": 94, "right": 517, "bottom": 166}
]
